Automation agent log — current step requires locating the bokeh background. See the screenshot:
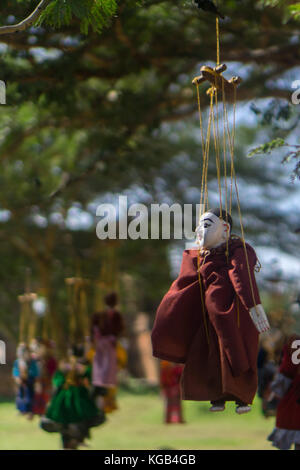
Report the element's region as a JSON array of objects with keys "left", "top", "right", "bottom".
[{"left": 0, "top": 0, "right": 300, "bottom": 450}]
